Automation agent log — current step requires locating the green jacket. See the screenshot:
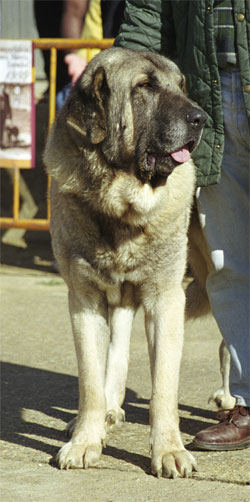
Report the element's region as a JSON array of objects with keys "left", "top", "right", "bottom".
[{"left": 115, "top": 0, "right": 250, "bottom": 186}]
